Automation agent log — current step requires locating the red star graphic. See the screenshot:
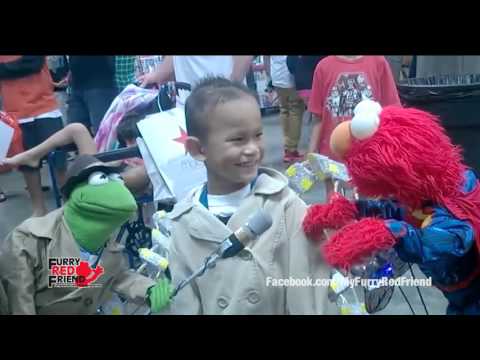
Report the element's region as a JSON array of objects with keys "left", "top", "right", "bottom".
[{"left": 173, "top": 126, "right": 189, "bottom": 152}]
